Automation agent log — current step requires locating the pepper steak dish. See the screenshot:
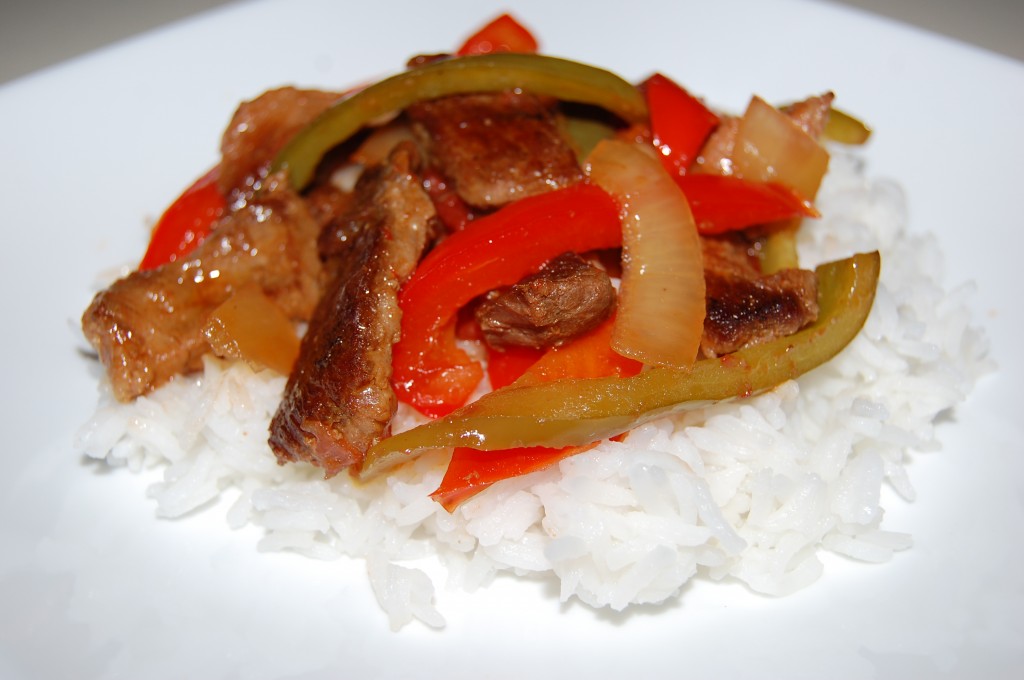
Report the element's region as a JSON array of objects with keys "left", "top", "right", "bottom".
[{"left": 81, "top": 14, "right": 878, "bottom": 511}]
